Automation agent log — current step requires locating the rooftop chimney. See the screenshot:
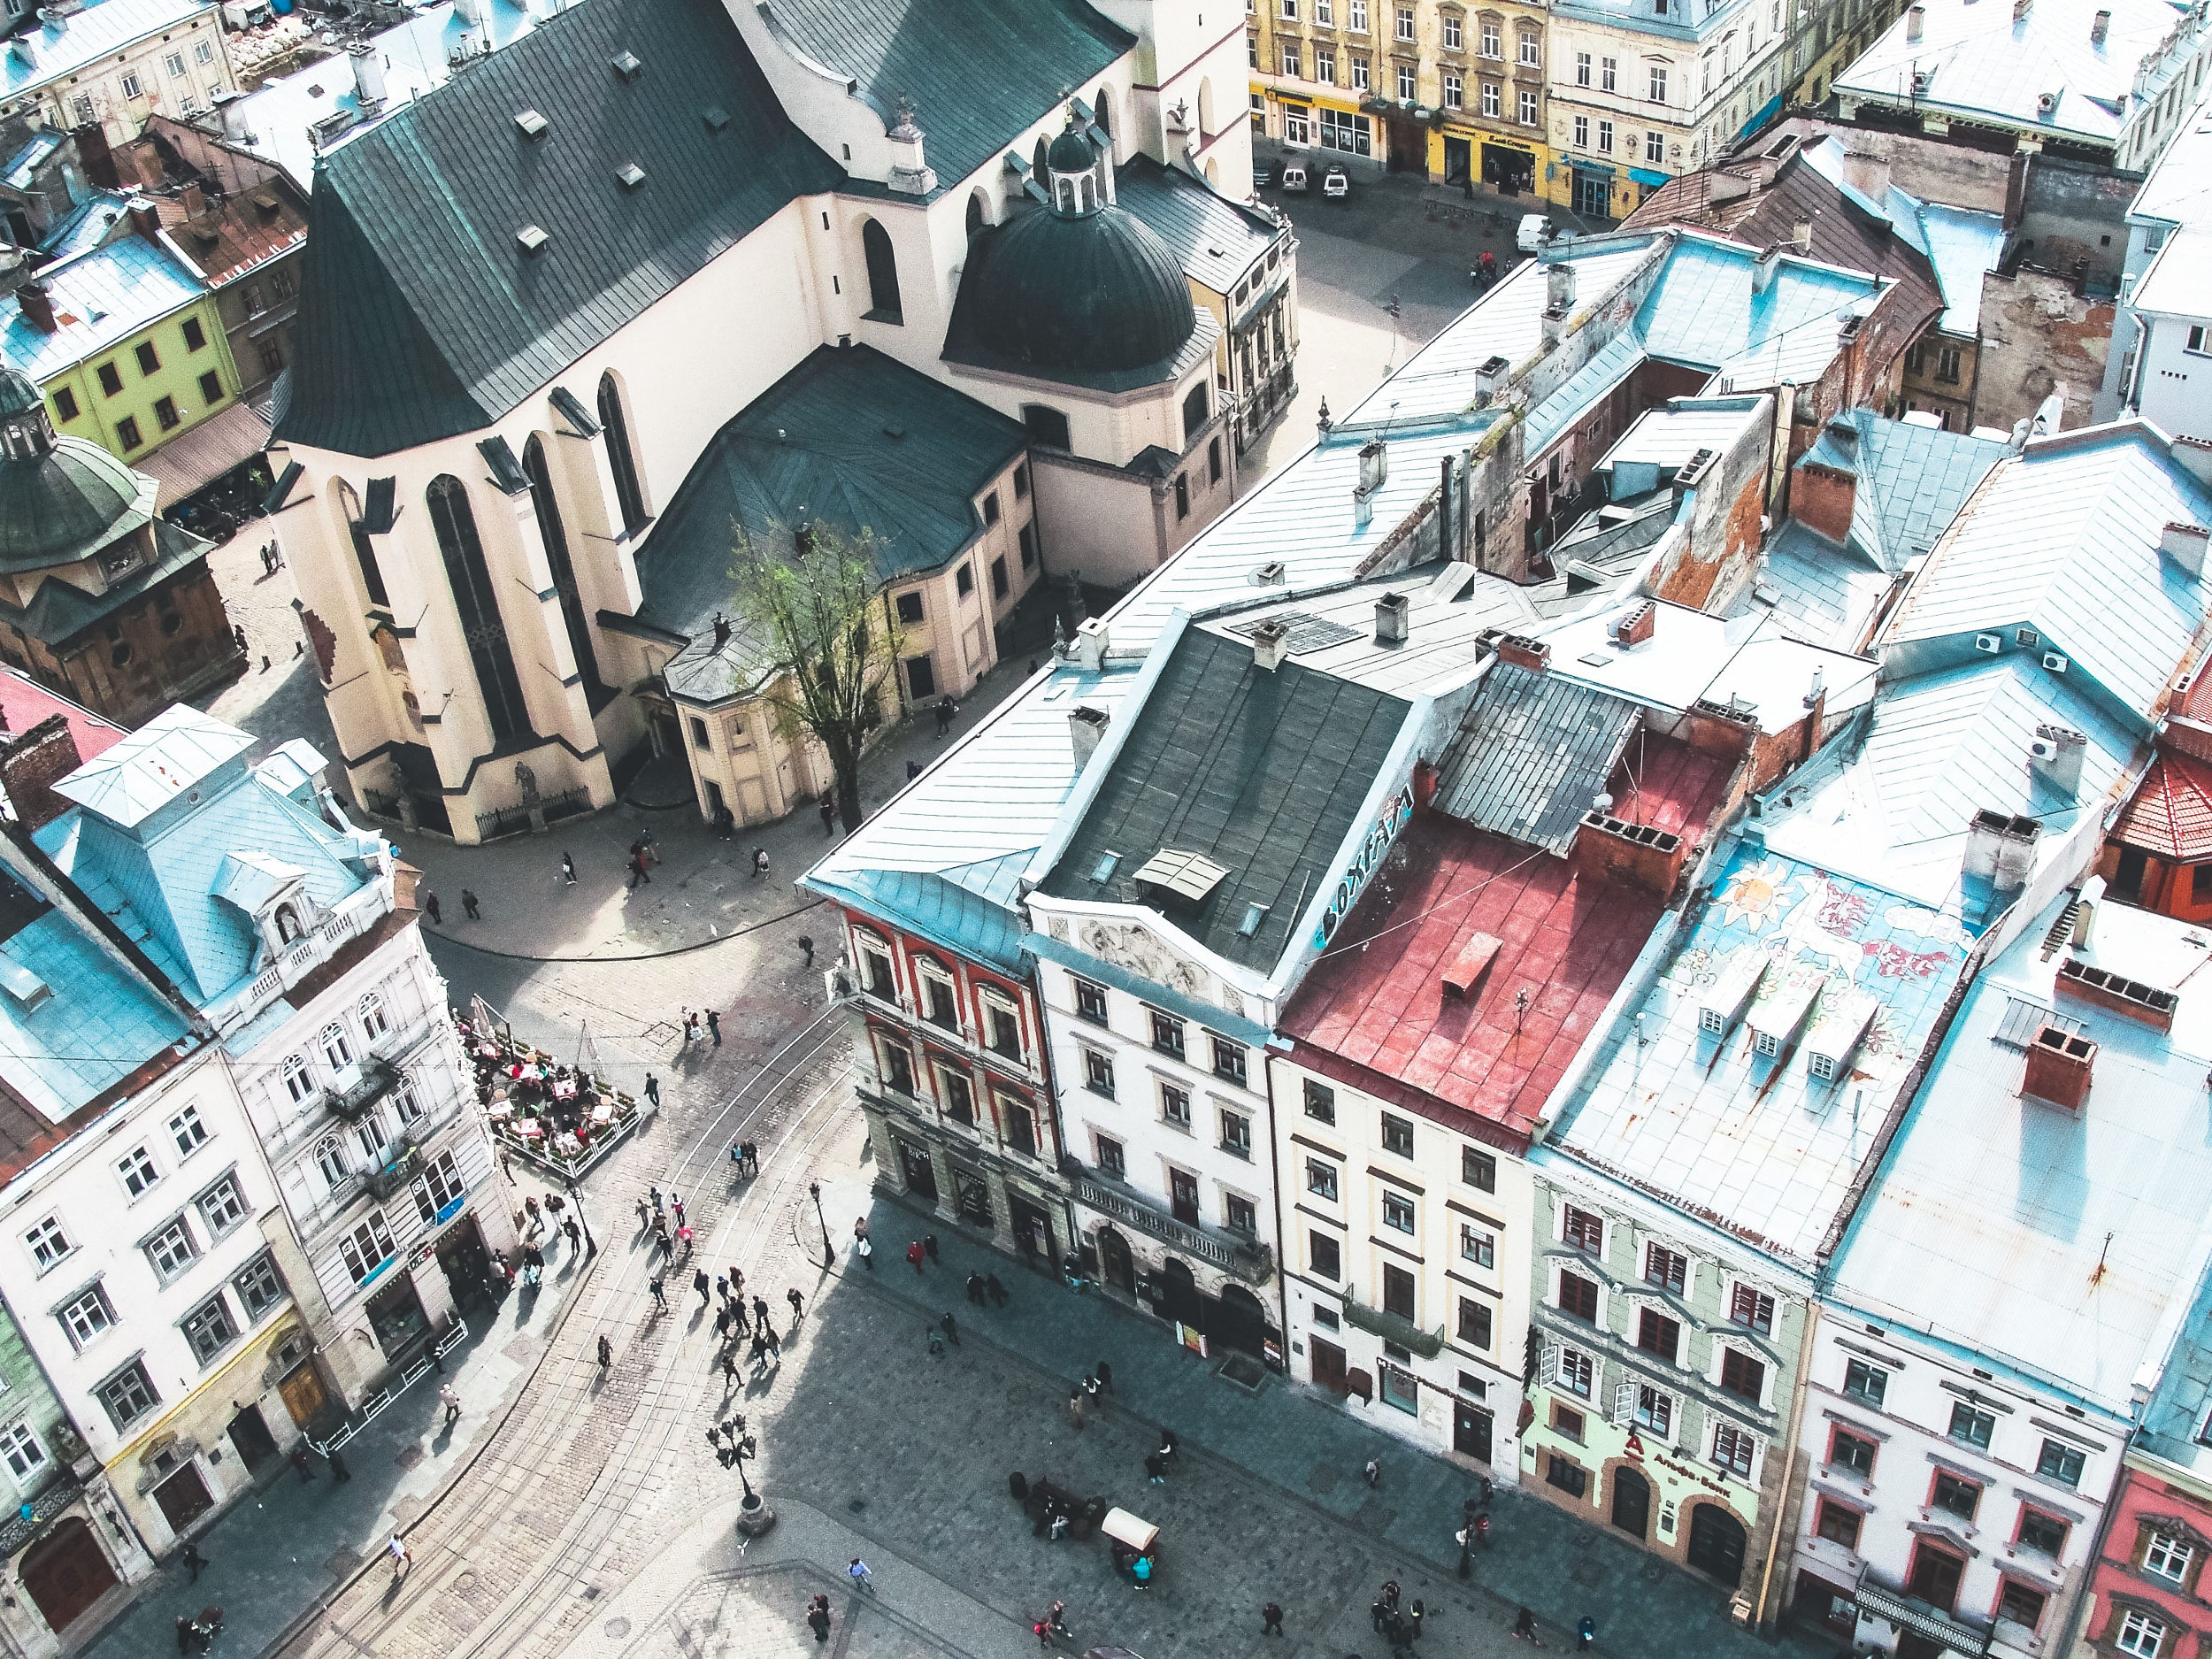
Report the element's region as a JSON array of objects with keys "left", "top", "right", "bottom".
[
  {"left": 14, "top": 281, "right": 54, "bottom": 334},
  {"left": 1752, "top": 243, "right": 1785, "bottom": 295},
  {"left": 2092, "top": 6, "right": 2110, "bottom": 39},
  {"left": 1069, "top": 703, "right": 1110, "bottom": 767},
  {"left": 0, "top": 714, "right": 81, "bottom": 831},
  {"left": 1963, "top": 807, "right": 2040, "bottom": 895},
  {"left": 1251, "top": 618, "right": 1291, "bottom": 672},
  {"left": 2031, "top": 722, "right": 2087, "bottom": 799},
  {"left": 1839, "top": 150, "right": 1892, "bottom": 203},
  {"left": 1907, "top": 2, "right": 1924, "bottom": 38},
  {"left": 1376, "top": 591, "right": 1410, "bottom": 644},
  {"left": 1494, "top": 633, "right": 1551, "bottom": 673},
  {"left": 351, "top": 42, "right": 388, "bottom": 109},
  {"left": 2175, "top": 436, "right": 2212, "bottom": 492},
  {"left": 2022, "top": 1023, "right": 2095, "bottom": 1111},
  {"left": 1792, "top": 218, "right": 1814, "bottom": 252},
  {"left": 1073, "top": 618, "right": 1110, "bottom": 672},
  {"left": 1611, "top": 601, "right": 1656, "bottom": 646},
  {"left": 1473, "top": 353, "right": 1510, "bottom": 408},
  {"left": 1793, "top": 458, "right": 1857, "bottom": 545},
  {"left": 128, "top": 199, "right": 159, "bottom": 243},
  {"left": 1546, "top": 261, "right": 1578, "bottom": 313},
  {"left": 180, "top": 181, "right": 205, "bottom": 218},
  {"left": 2012, "top": 0, "right": 2031, "bottom": 20},
  {"left": 1354, "top": 436, "right": 1388, "bottom": 526},
  {"left": 2161, "top": 521, "right": 2209, "bottom": 580}
]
